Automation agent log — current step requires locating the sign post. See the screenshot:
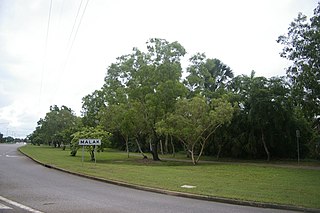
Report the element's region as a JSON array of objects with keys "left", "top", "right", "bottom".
[
  {"left": 94, "top": 145, "right": 97, "bottom": 165},
  {"left": 78, "top": 139, "right": 101, "bottom": 165},
  {"left": 82, "top": 145, "right": 84, "bottom": 166}
]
